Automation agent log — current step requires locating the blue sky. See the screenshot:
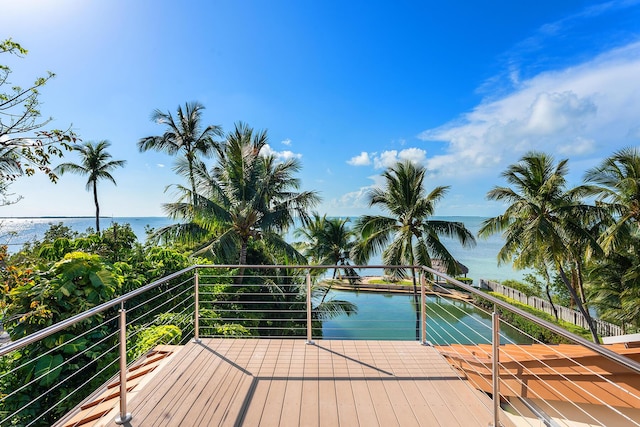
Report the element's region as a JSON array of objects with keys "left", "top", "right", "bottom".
[{"left": 2, "top": 0, "right": 640, "bottom": 218}]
